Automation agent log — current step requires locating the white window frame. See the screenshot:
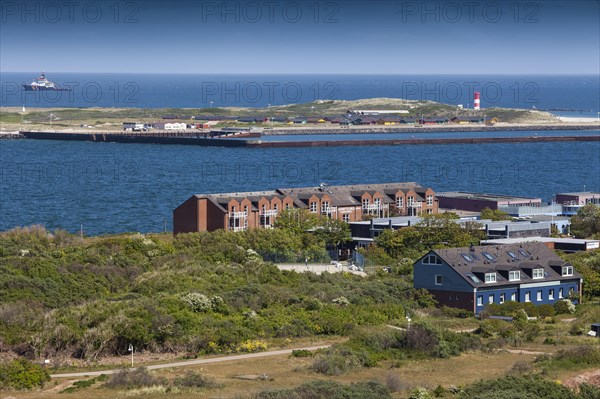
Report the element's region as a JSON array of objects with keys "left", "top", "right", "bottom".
[
  {"left": 509, "top": 271, "right": 520, "bottom": 281},
  {"left": 562, "top": 266, "right": 573, "bottom": 276},
  {"left": 549, "top": 289, "right": 554, "bottom": 300},
  {"left": 423, "top": 254, "right": 442, "bottom": 265},
  {"left": 397, "top": 196, "right": 404, "bottom": 208},
  {"left": 435, "top": 275, "right": 443, "bottom": 285},
  {"left": 532, "top": 268, "right": 544, "bottom": 279},
  {"left": 477, "top": 296, "right": 483, "bottom": 306},
  {"left": 310, "top": 201, "right": 318, "bottom": 213},
  {"left": 536, "top": 291, "right": 542, "bottom": 301},
  {"left": 342, "top": 213, "right": 349, "bottom": 223},
  {"left": 407, "top": 196, "right": 414, "bottom": 206},
  {"left": 510, "top": 292, "right": 517, "bottom": 301},
  {"left": 559, "top": 288, "right": 563, "bottom": 298},
  {"left": 426, "top": 195, "right": 433, "bottom": 206},
  {"left": 485, "top": 273, "right": 497, "bottom": 283},
  {"left": 499, "top": 293, "right": 505, "bottom": 304},
  {"left": 488, "top": 294, "right": 494, "bottom": 304},
  {"left": 525, "top": 292, "right": 531, "bottom": 302},
  {"left": 362, "top": 198, "right": 370, "bottom": 208}
]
